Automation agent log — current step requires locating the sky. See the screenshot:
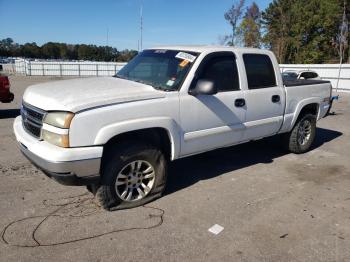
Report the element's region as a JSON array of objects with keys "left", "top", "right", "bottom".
[{"left": 0, "top": 0, "right": 272, "bottom": 50}]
